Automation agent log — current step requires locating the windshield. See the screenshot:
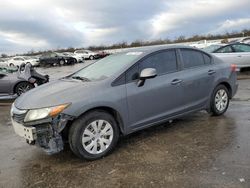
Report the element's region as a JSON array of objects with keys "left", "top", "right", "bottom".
[{"left": 71, "top": 52, "right": 142, "bottom": 81}]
